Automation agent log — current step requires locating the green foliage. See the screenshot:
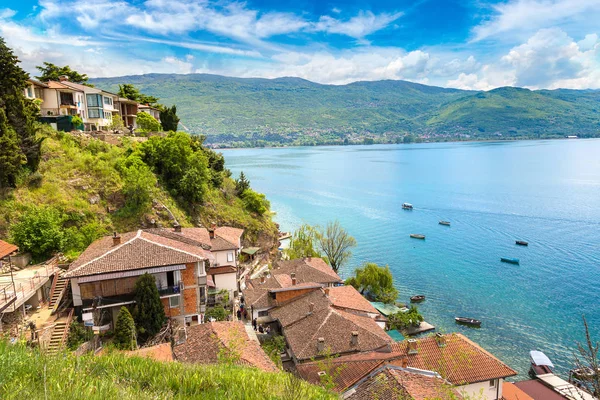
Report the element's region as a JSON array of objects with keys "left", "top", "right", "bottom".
[
  {"left": 0, "top": 108, "right": 26, "bottom": 187},
  {"left": 118, "top": 155, "right": 157, "bottom": 213},
  {"left": 205, "top": 306, "right": 228, "bottom": 322},
  {"left": 136, "top": 112, "right": 161, "bottom": 132},
  {"left": 35, "top": 62, "right": 91, "bottom": 85},
  {"left": 108, "top": 115, "right": 125, "bottom": 132},
  {"left": 118, "top": 83, "right": 159, "bottom": 106},
  {"left": 66, "top": 321, "right": 93, "bottom": 350},
  {"left": 0, "top": 340, "right": 335, "bottom": 400},
  {"left": 285, "top": 224, "right": 322, "bottom": 260},
  {"left": 114, "top": 307, "right": 137, "bottom": 350},
  {"left": 235, "top": 171, "right": 250, "bottom": 195},
  {"left": 9, "top": 205, "right": 65, "bottom": 259},
  {"left": 241, "top": 189, "right": 269, "bottom": 215},
  {"left": 160, "top": 104, "right": 180, "bottom": 131},
  {"left": 133, "top": 273, "right": 166, "bottom": 343},
  {"left": 261, "top": 335, "right": 286, "bottom": 368},
  {"left": 346, "top": 262, "right": 398, "bottom": 304},
  {"left": 71, "top": 115, "right": 83, "bottom": 130},
  {"left": 387, "top": 306, "right": 424, "bottom": 330},
  {"left": 316, "top": 220, "right": 356, "bottom": 273}
]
